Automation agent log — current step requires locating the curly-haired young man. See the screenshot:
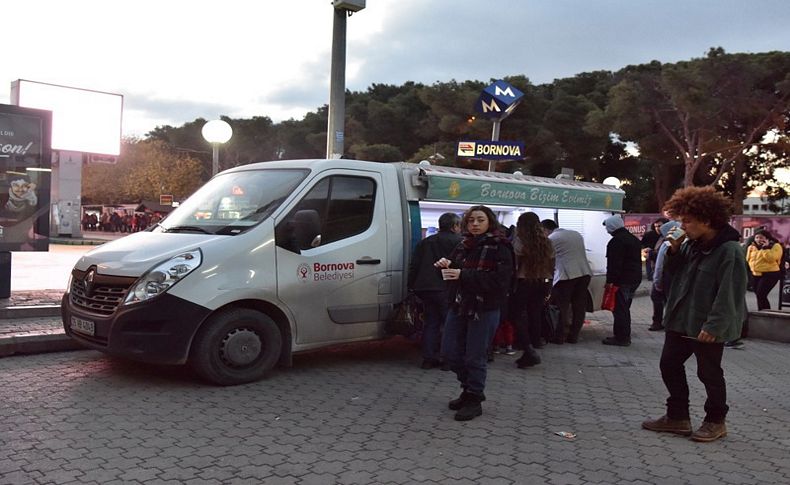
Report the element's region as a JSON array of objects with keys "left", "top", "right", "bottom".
[{"left": 642, "top": 186, "right": 747, "bottom": 443}]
